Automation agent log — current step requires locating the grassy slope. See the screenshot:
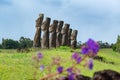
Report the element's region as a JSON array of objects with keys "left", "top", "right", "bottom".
[{"left": 0, "top": 48, "right": 120, "bottom": 80}]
